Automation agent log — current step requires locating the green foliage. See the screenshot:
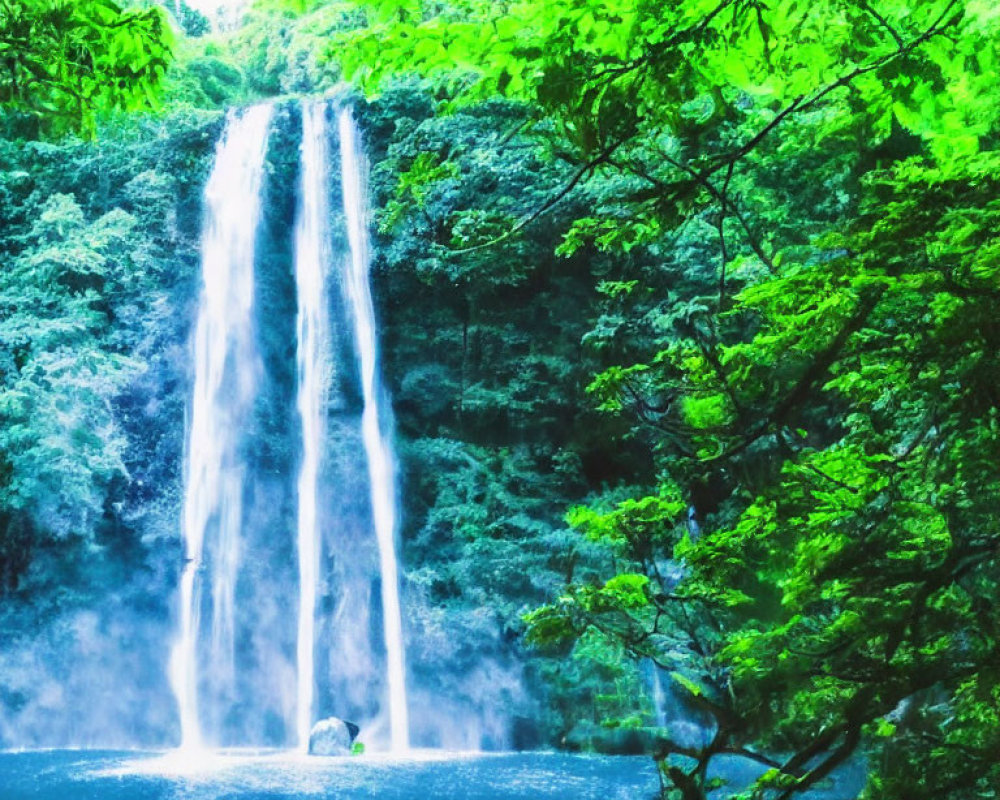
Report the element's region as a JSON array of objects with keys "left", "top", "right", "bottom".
[
  {"left": 175, "top": 1, "right": 210, "bottom": 38},
  {"left": 356, "top": 83, "right": 661, "bottom": 745},
  {"left": 222, "top": 0, "right": 358, "bottom": 97},
  {"left": 337, "top": 0, "right": 996, "bottom": 161},
  {"left": 0, "top": 101, "right": 215, "bottom": 596},
  {"left": 0, "top": 194, "right": 137, "bottom": 535},
  {"left": 0, "top": 0, "right": 174, "bottom": 133},
  {"left": 330, "top": 0, "right": 1000, "bottom": 796},
  {"left": 4, "top": 0, "right": 1000, "bottom": 787},
  {"left": 567, "top": 488, "right": 684, "bottom": 550}
]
